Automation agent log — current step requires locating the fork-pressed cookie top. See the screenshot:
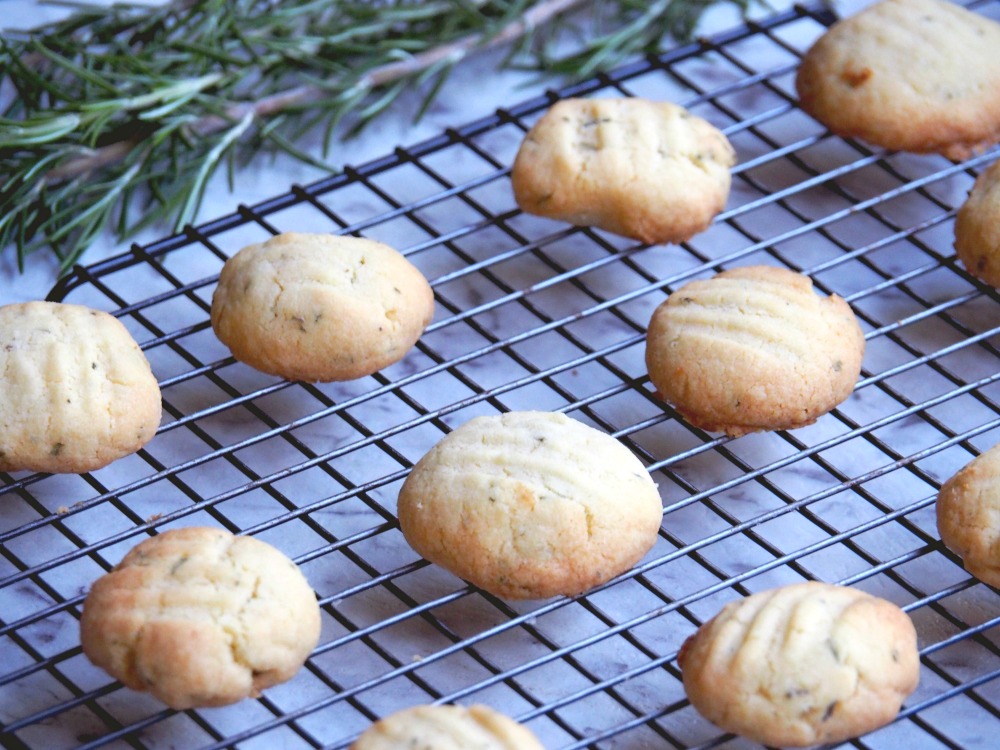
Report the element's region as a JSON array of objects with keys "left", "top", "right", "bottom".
[
  {"left": 679, "top": 581, "right": 920, "bottom": 747},
  {"left": 397, "top": 410, "right": 663, "bottom": 600},
  {"left": 645, "top": 265, "right": 865, "bottom": 436},
  {"left": 0, "top": 301, "right": 162, "bottom": 474}
]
